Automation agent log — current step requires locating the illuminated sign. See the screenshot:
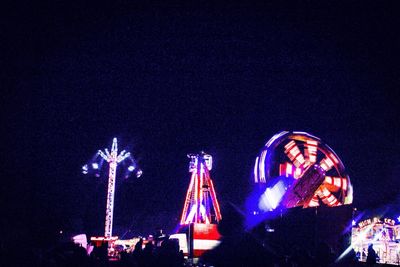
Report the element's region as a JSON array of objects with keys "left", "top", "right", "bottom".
[{"left": 358, "top": 217, "right": 396, "bottom": 228}]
